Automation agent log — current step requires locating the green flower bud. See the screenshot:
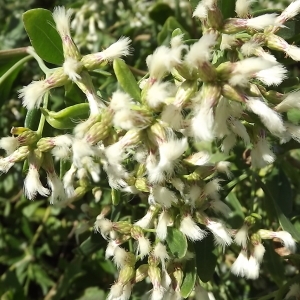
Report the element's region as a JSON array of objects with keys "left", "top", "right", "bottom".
[
  {"left": 11, "top": 127, "right": 38, "bottom": 146},
  {"left": 113, "top": 221, "right": 133, "bottom": 235},
  {"left": 118, "top": 266, "right": 135, "bottom": 285},
  {"left": 135, "top": 264, "right": 149, "bottom": 283},
  {"left": 135, "top": 177, "right": 150, "bottom": 193}
]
